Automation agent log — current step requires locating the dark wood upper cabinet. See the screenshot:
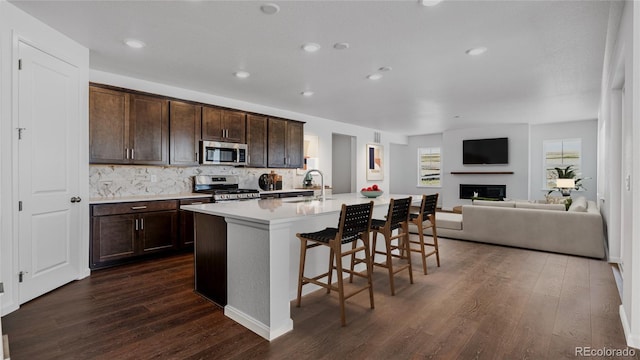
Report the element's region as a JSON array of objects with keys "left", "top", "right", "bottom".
[
  {"left": 90, "top": 84, "right": 303, "bottom": 168},
  {"left": 267, "top": 118, "right": 304, "bottom": 168},
  {"left": 246, "top": 114, "right": 268, "bottom": 167},
  {"left": 89, "top": 86, "right": 129, "bottom": 164},
  {"left": 170, "top": 101, "right": 201, "bottom": 165},
  {"left": 202, "top": 106, "right": 246, "bottom": 143},
  {"left": 90, "top": 85, "right": 169, "bottom": 165},
  {"left": 287, "top": 120, "right": 304, "bottom": 169},
  {"left": 267, "top": 118, "right": 287, "bottom": 168},
  {"left": 222, "top": 110, "right": 246, "bottom": 143},
  {"left": 129, "top": 94, "right": 169, "bottom": 165}
]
